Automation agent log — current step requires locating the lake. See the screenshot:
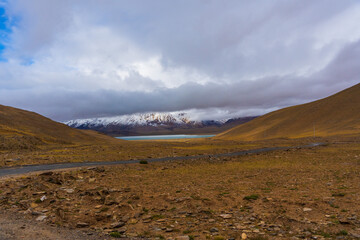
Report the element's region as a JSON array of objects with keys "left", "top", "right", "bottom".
[{"left": 116, "top": 134, "right": 216, "bottom": 141}]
